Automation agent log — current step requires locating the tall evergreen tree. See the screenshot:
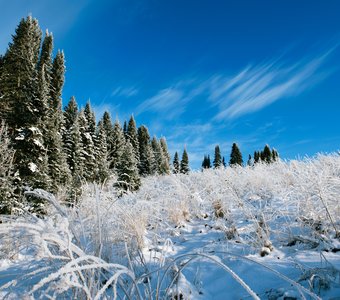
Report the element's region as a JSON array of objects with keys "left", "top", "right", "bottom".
[
  {"left": 78, "top": 110, "right": 96, "bottom": 182},
  {"left": 123, "top": 120, "right": 128, "bottom": 139},
  {"left": 101, "top": 111, "right": 113, "bottom": 155},
  {"left": 44, "top": 45, "right": 70, "bottom": 192},
  {"left": 0, "top": 125, "right": 15, "bottom": 214},
  {"left": 222, "top": 156, "right": 226, "bottom": 167},
  {"left": 0, "top": 16, "right": 52, "bottom": 197},
  {"left": 272, "top": 148, "right": 279, "bottom": 161},
  {"left": 84, "top": 101, "right": 96, "bottom": 136},
  {"left": 63, "top": 96, "right": 78, "bottom": 131},
  {"left": 94, "top": 121, "right": 110, "bottom": 184},
  {"left": 173, "top": 151, "right": 180, "bottom": 174},
  {"left": 38, "top": 30, "right": 53, "bottom": 80},
  {"left": 229, "top": 143, "right": 243, "bottom": 166},
  {"left": 262, "top": 144, "right": 272, "bottom": 163},
  {"left": 247, "top": 154, "right": 253, "bottom": 166},
  {"left": 126, "top": 115, "right": 139, "bottom": 163},
  {"left": 109, "top": 120, "right": 125, "bottom": 171},
  {"left": 160, "top": 137, "right": 171, "bottom": 174},
  {"left": 254, "top": 151, "right": 260, "bottom": 163},
  {"left": 180, "top": 149, "right": 190, "bottom": 174},
  {"left": 213, "top": 145, "right": 222, "bottom": 168},
  {"left": 116, "top": 141, "right": 141, "bottom": 192},
  {"left": 202, "top": 155, "right": 211, "bottom": 169},
  {"left": 137, "top": 125, "right": 155, "bottom": 176},
  {"left": 0, "top": 16, "right": 42, "bottom": 128},
  {"left": 151, "top": 137, "right": 162, "bottom": 174}
]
